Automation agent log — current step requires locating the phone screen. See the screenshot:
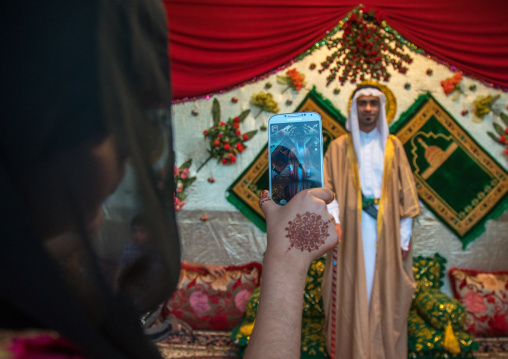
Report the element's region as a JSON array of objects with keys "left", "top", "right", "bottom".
[{"left": 268, "top": 113, "right": 323, "bottom": 205}]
